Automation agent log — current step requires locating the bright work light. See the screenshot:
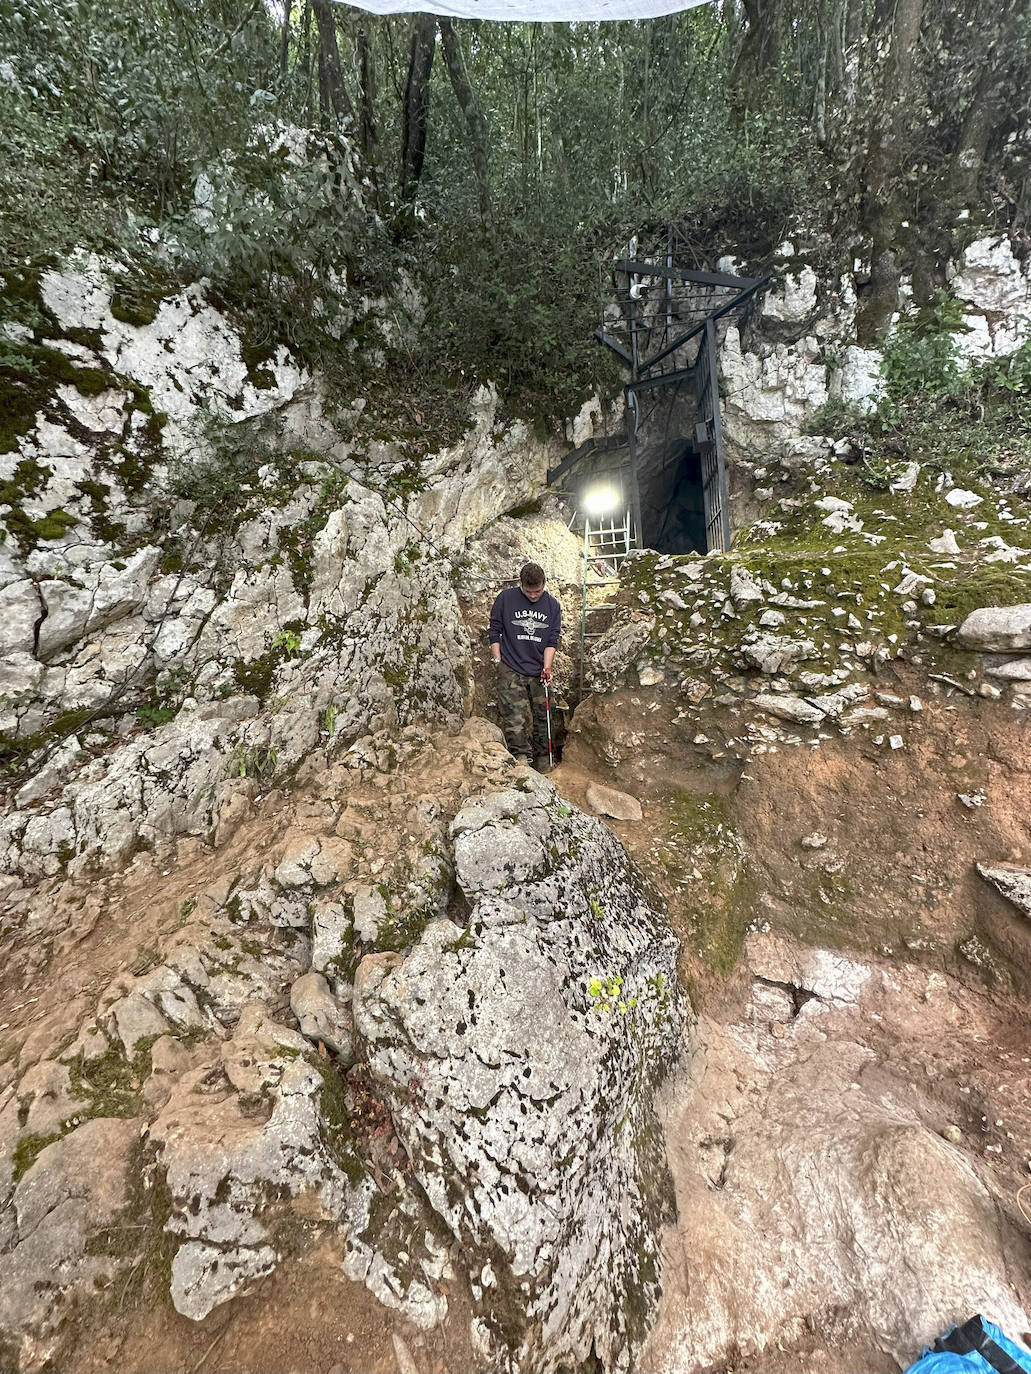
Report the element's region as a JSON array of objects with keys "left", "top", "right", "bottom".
[{"left": 582, "top": 485, "right": 620, "bottom": 518}]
